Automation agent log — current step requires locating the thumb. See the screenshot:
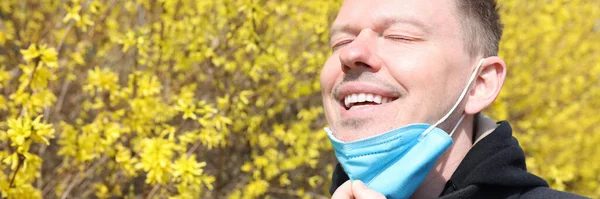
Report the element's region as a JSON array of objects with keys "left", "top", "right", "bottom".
[
  {"left": 331, "top": 180, "right": 354, "bottom": 199},
  {"left": 352, "top": 180, "right": 386, "bottom": 199}
]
